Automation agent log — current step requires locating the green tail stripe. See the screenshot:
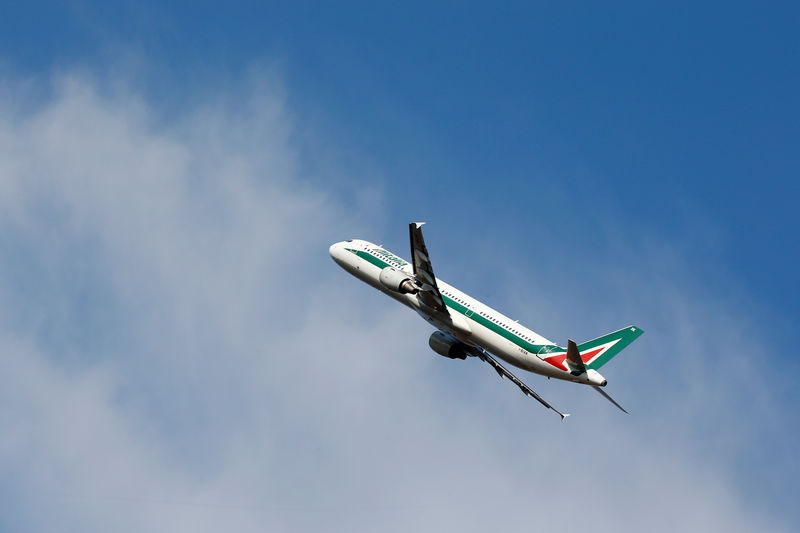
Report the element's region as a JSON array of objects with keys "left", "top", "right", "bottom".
[{"left": 581, "top": 326, "right": 644, "bottom": 370}]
